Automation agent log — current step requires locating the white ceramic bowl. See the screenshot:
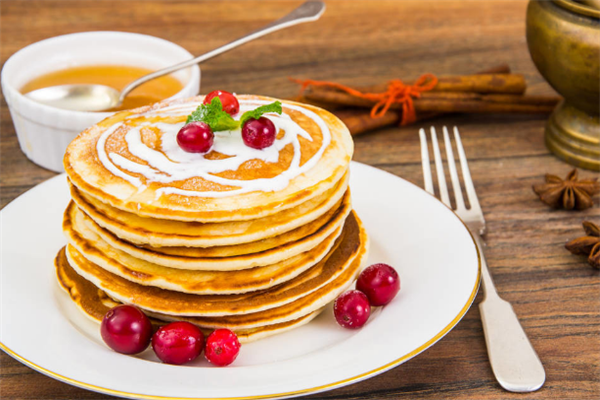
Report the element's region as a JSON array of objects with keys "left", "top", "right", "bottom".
[{"left": 1, "top": 31, "right": 200, "bottom": 172}]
